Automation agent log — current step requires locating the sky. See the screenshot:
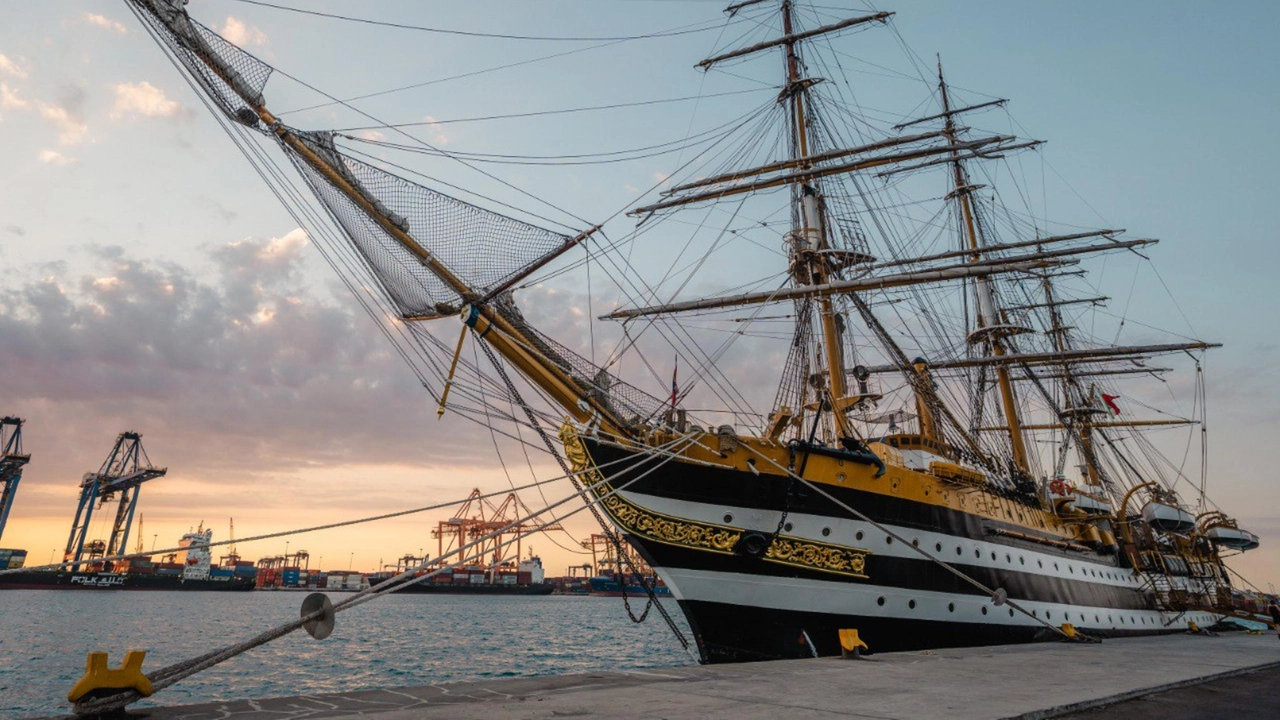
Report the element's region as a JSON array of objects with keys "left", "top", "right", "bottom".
[{"left": 0, "top": 0, "right": 1278, "bottom": 594}]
